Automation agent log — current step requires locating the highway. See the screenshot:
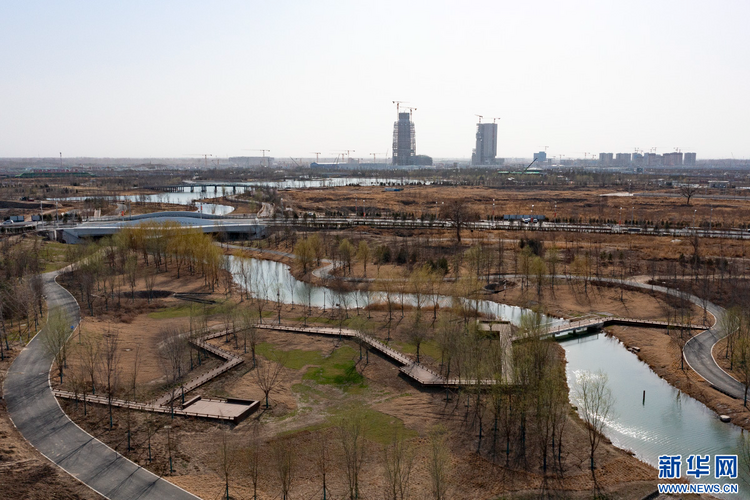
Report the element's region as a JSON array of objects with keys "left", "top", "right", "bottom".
[{"left": 3, "top": 270, "right": 200, "bottom": 500}]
